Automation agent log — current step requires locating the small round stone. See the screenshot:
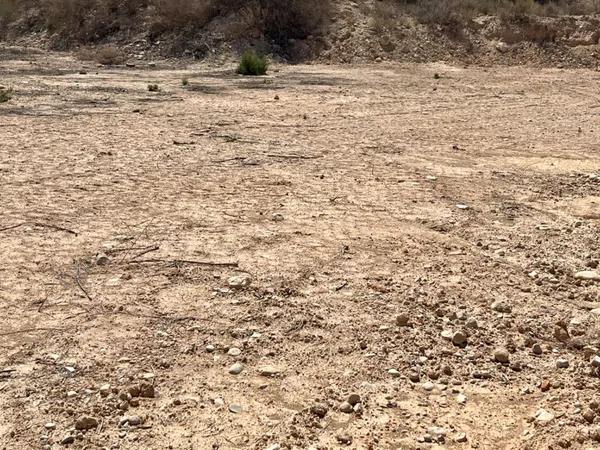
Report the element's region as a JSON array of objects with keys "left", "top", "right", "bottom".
[
  {"left": 310, "top": 403, "right": 328, "bottom": 418},
  {"left": 228, "top": 362, "right": 244, "bottom": 375},
  {"left": 422, "top": 381, "right": 435, "bottom": 391},
  {"left": 452, "top": 331, "right": 468, "bottom": 347},
  {"left": 228, "top": 404, "right": 242, "bottom": 414},
  {"left": 494, "top": 348, "right": 510, "bottom": 363},
  {"left": 556, "top": 358, "right": 569, "bottom": 369},
  {"left": 347, "top": 393, "right": 361, "bottom": 406},
  {"left": 396, "top": 313, "right": 410, "bottom": 327},
  {"left": 339, "top": 401, "right": 353, "bottom": 413},
  {"left": 388, "top": 368, "right": 401, "bottom": 378},
  {"left": 227, "top": 347, "right": 242, "bottom": 357}
]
